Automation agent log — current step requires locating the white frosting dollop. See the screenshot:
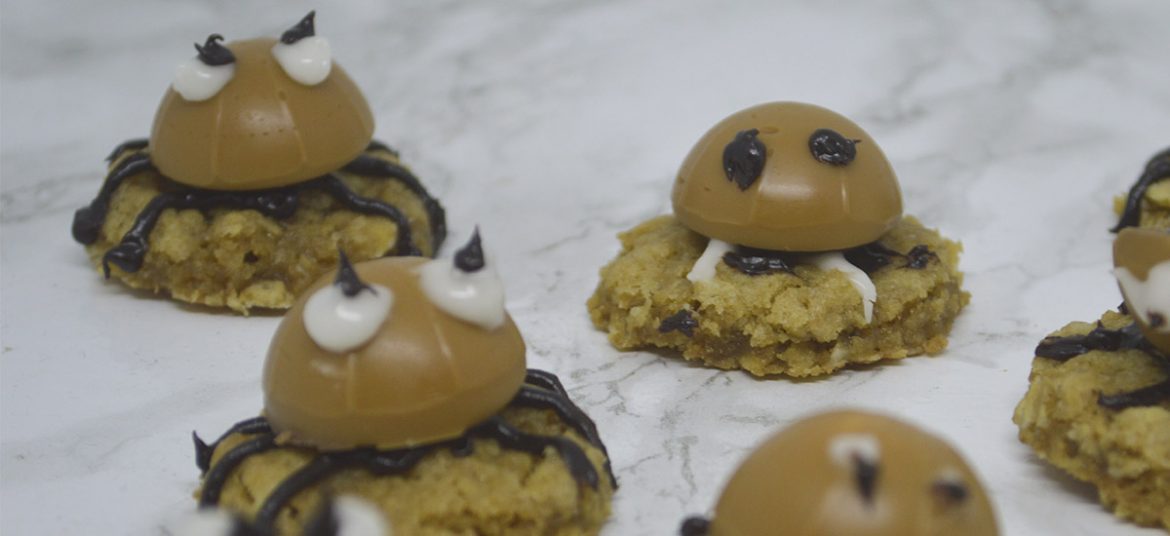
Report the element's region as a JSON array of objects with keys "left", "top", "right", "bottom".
[
  {"left": 333, "top": 496, "right": 393, "bottom": 536},
  {"left": 271, "top": 35, "right": 332, "bottom": 85},
  {"left": 807, "top": 251, "right": 877, "bottom": 324},
  {"left": 687, "top": 238, "right": 735, "bottom": 283},
  {"left": 418, "top": 259, "right": 506, "bottom": 330},
  {"left": 1115, "top": 261, "right": 1170, "bottom": 333},
  {"left": 172, "top": 58, "right": 235, "bottom": 102},
  {"left": 303, "top": 283, "right": 393, "bottom": 353},
  {"left": 829, "top": 433, "right": 881, "bottom": 469},
  {"left": 173, "top": 509, "right": 237, "bottom": 536}
]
